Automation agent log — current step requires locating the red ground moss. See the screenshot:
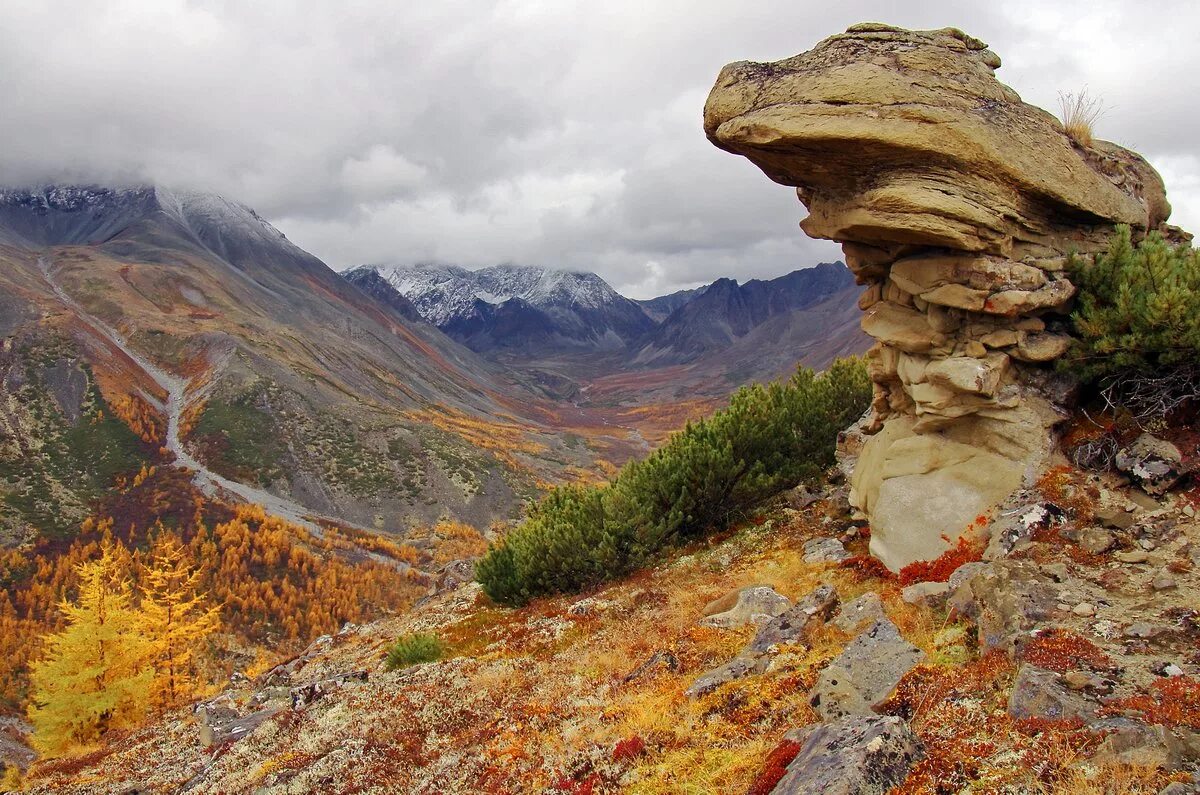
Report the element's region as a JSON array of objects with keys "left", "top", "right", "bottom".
[
  {"left": 611, "top": 735, "right": 646, "bottom": 763},
  {"left": 1020, "top": 628, "right": 1116, "bottom": 673},
  {"left": 745, "top": 738, "right": 802, "bottom": 795},
  {"left": 897, "top": 534, "right": 984, "bottom": 587},
  {"left": 1100, "top": 676, "right": 1200, "bottom": 730}
]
